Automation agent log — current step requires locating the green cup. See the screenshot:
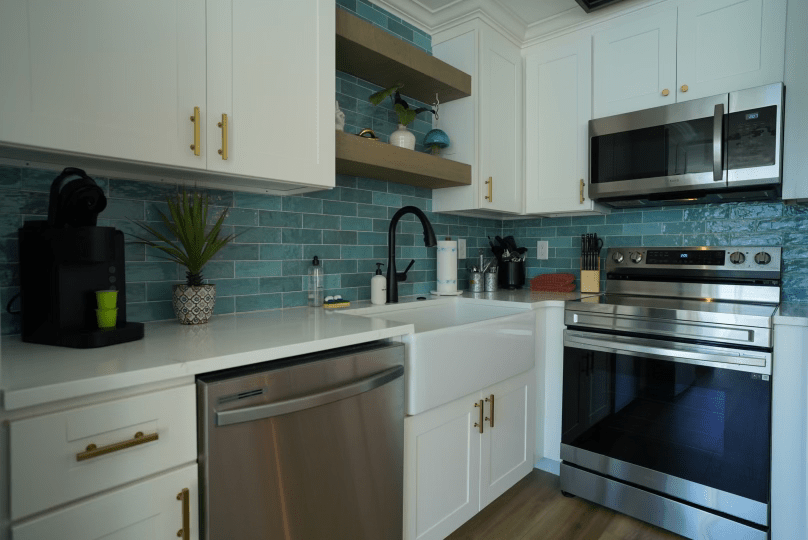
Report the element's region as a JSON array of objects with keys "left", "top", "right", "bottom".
[
  {"left": 96, "top": 308, "right": 118, "bottom": 329},
  {"left": 96, "top": 290, "right": 118, "bottom": 310}
]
